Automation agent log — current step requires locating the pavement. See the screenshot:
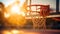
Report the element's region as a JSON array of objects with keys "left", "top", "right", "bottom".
[{"left": 0, "top": 29, "right": 60, "bottom": 34}]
